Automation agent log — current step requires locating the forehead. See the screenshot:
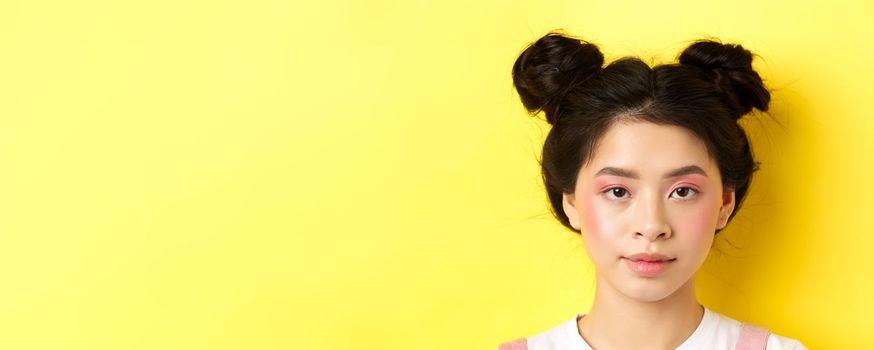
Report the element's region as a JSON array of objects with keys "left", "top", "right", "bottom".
[{"left": 583, "top": 120, "right": 716, "bottom": 176}]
